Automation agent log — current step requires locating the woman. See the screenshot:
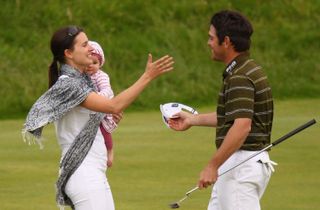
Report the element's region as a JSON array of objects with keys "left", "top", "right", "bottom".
[{"left": 22, "top": 26, "right": 174, "bottom": 210}]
